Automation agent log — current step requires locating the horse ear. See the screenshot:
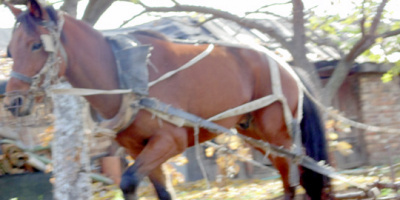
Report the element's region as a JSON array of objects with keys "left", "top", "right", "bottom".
[
  {"left": 27, "top": 0, "right": 44, "bottom": 19},
  {"left": 4, "top": 1, "right": 23, "bottom": 17}
]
